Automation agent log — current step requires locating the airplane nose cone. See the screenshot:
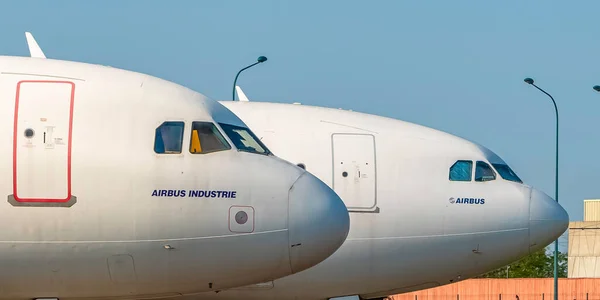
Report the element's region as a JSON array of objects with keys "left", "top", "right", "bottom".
[
  {"left": 288, "top": 172, "right": 350, "bottom": 274},
  {"left": 529, "top": 188, "right": 569, "bottom": 253}
]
